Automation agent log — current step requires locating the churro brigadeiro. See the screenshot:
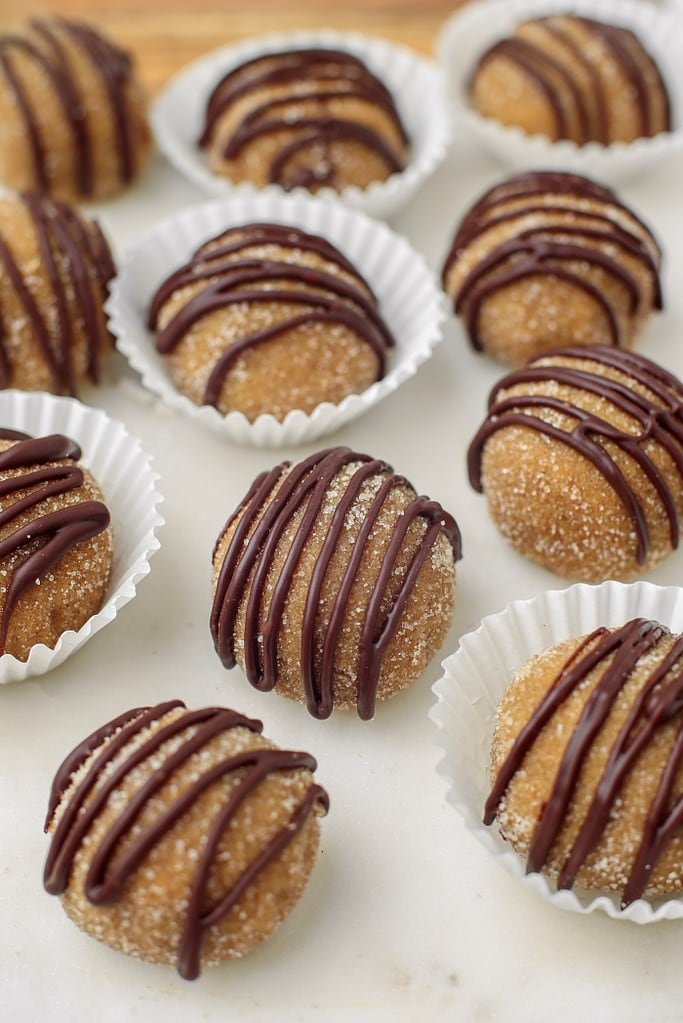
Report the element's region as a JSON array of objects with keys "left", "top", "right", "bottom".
[
  {"left": 0, "top": 16, "right": 150, "bottom": 201},
  {"left": 44, "top": 700, "right": 329, "bottom": 979},
  {"left": 487, "top": 618, "right": 683, "bottom": 906},
  {"left": 211, "top": 446, "right": 461, "bottom": 719}
]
